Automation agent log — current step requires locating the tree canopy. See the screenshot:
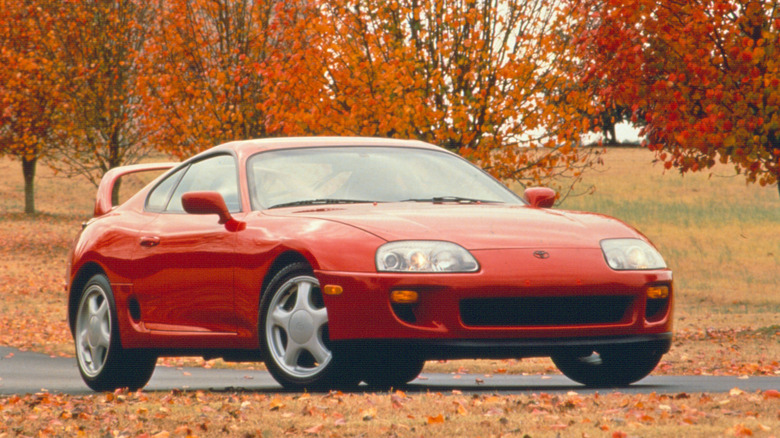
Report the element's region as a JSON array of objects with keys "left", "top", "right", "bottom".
[
  {"left": 0, "top": 1, "right": 62, "bottom": 214},
  {"left": 265, "top": 0, "right": 600, "bottom": 191},
  {"left": 3, "top": 0, "right": 779, "bottom": 214},
  {"left": 569, "top": 0, "right": 780, "bottom": 195}
]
